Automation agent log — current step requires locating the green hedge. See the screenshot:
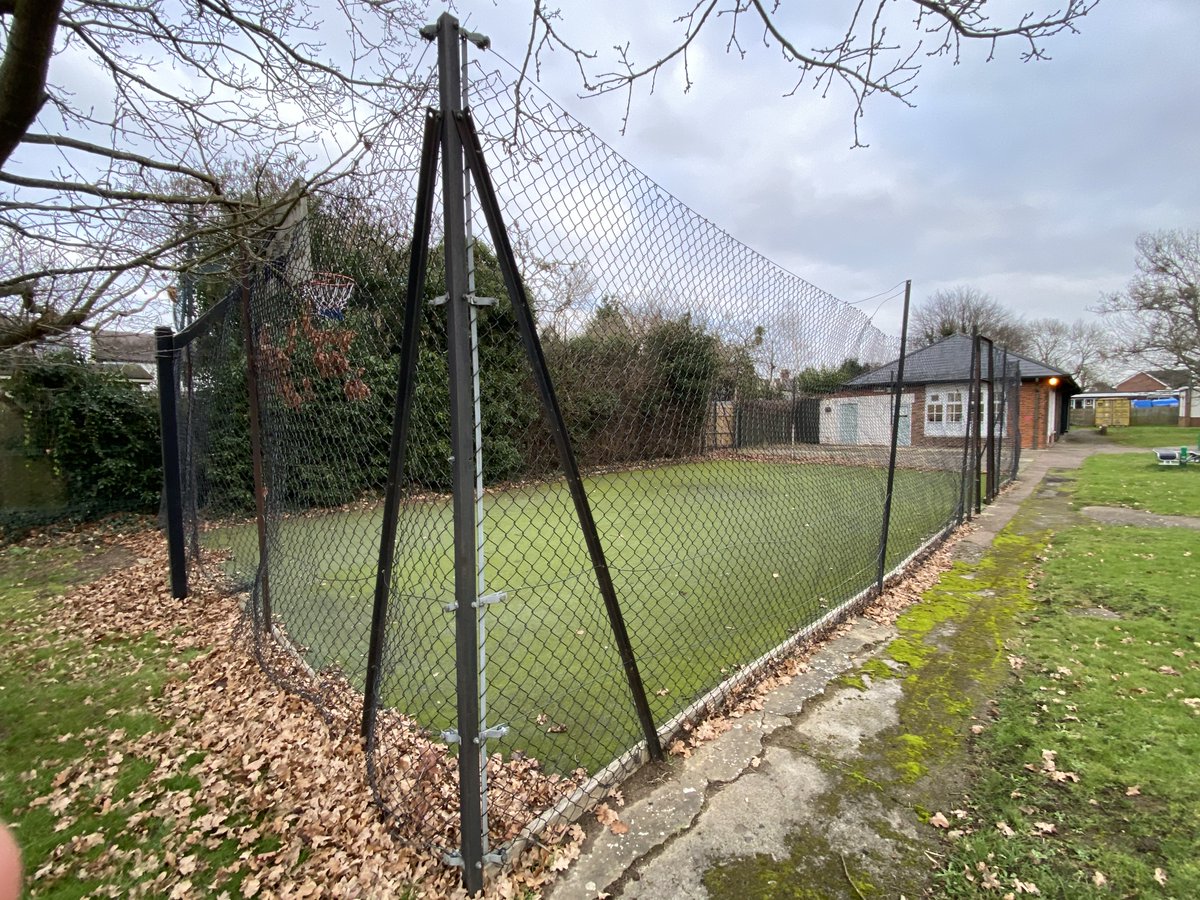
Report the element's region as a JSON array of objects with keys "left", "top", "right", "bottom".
[{"left": 5, "top": 357, "right": 163, "bottom": 519}]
